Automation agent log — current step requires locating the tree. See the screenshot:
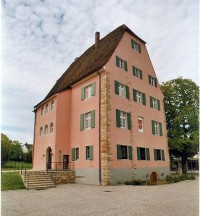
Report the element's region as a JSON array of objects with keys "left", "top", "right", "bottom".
[
  {"left": 161, "top": 77, "right": 199, "bottom": 174},
  {"left": 9, "top": 140, "right": 23, "bottom": 161},
  {"left": 1, "top": 133, "right": 12, "bottom": 161}
]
